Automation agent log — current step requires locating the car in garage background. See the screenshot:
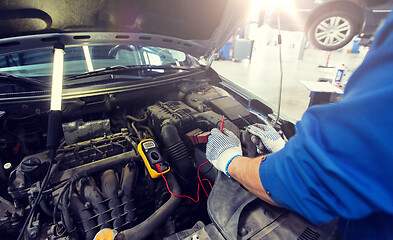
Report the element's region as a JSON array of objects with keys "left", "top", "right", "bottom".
[{"left": 260, "top": 0, "right": 393, "bottom": 51}]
